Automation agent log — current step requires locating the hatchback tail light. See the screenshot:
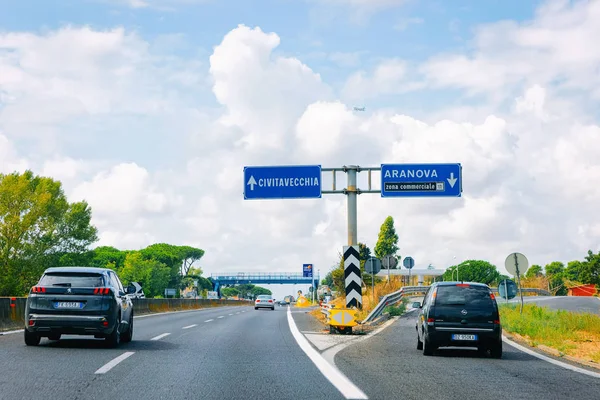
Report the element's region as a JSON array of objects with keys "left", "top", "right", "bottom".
[
  {"left": 93, "top": 288, "right": 110, "bottom": 295},
  {"left": 493, "top": 319, "right": 500, "bottom": 324},
  {"left": 427, "top": 318, "right": 435, "bottom": 323},
  {"left": 31, "top": 286, "right": 46, "bottom": 293}
]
